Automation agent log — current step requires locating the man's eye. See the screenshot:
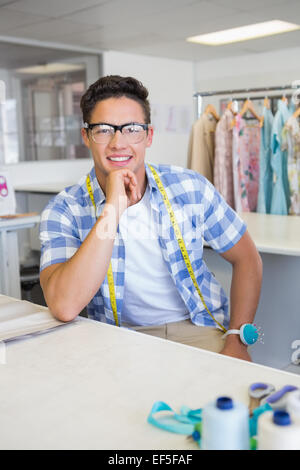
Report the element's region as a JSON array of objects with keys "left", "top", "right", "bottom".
[
  {"left": 96, "top": 127, "right": 112, "bottom": 134},
  {"left": 125, "top": 125, "right": 141, "bottom": 133}
]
